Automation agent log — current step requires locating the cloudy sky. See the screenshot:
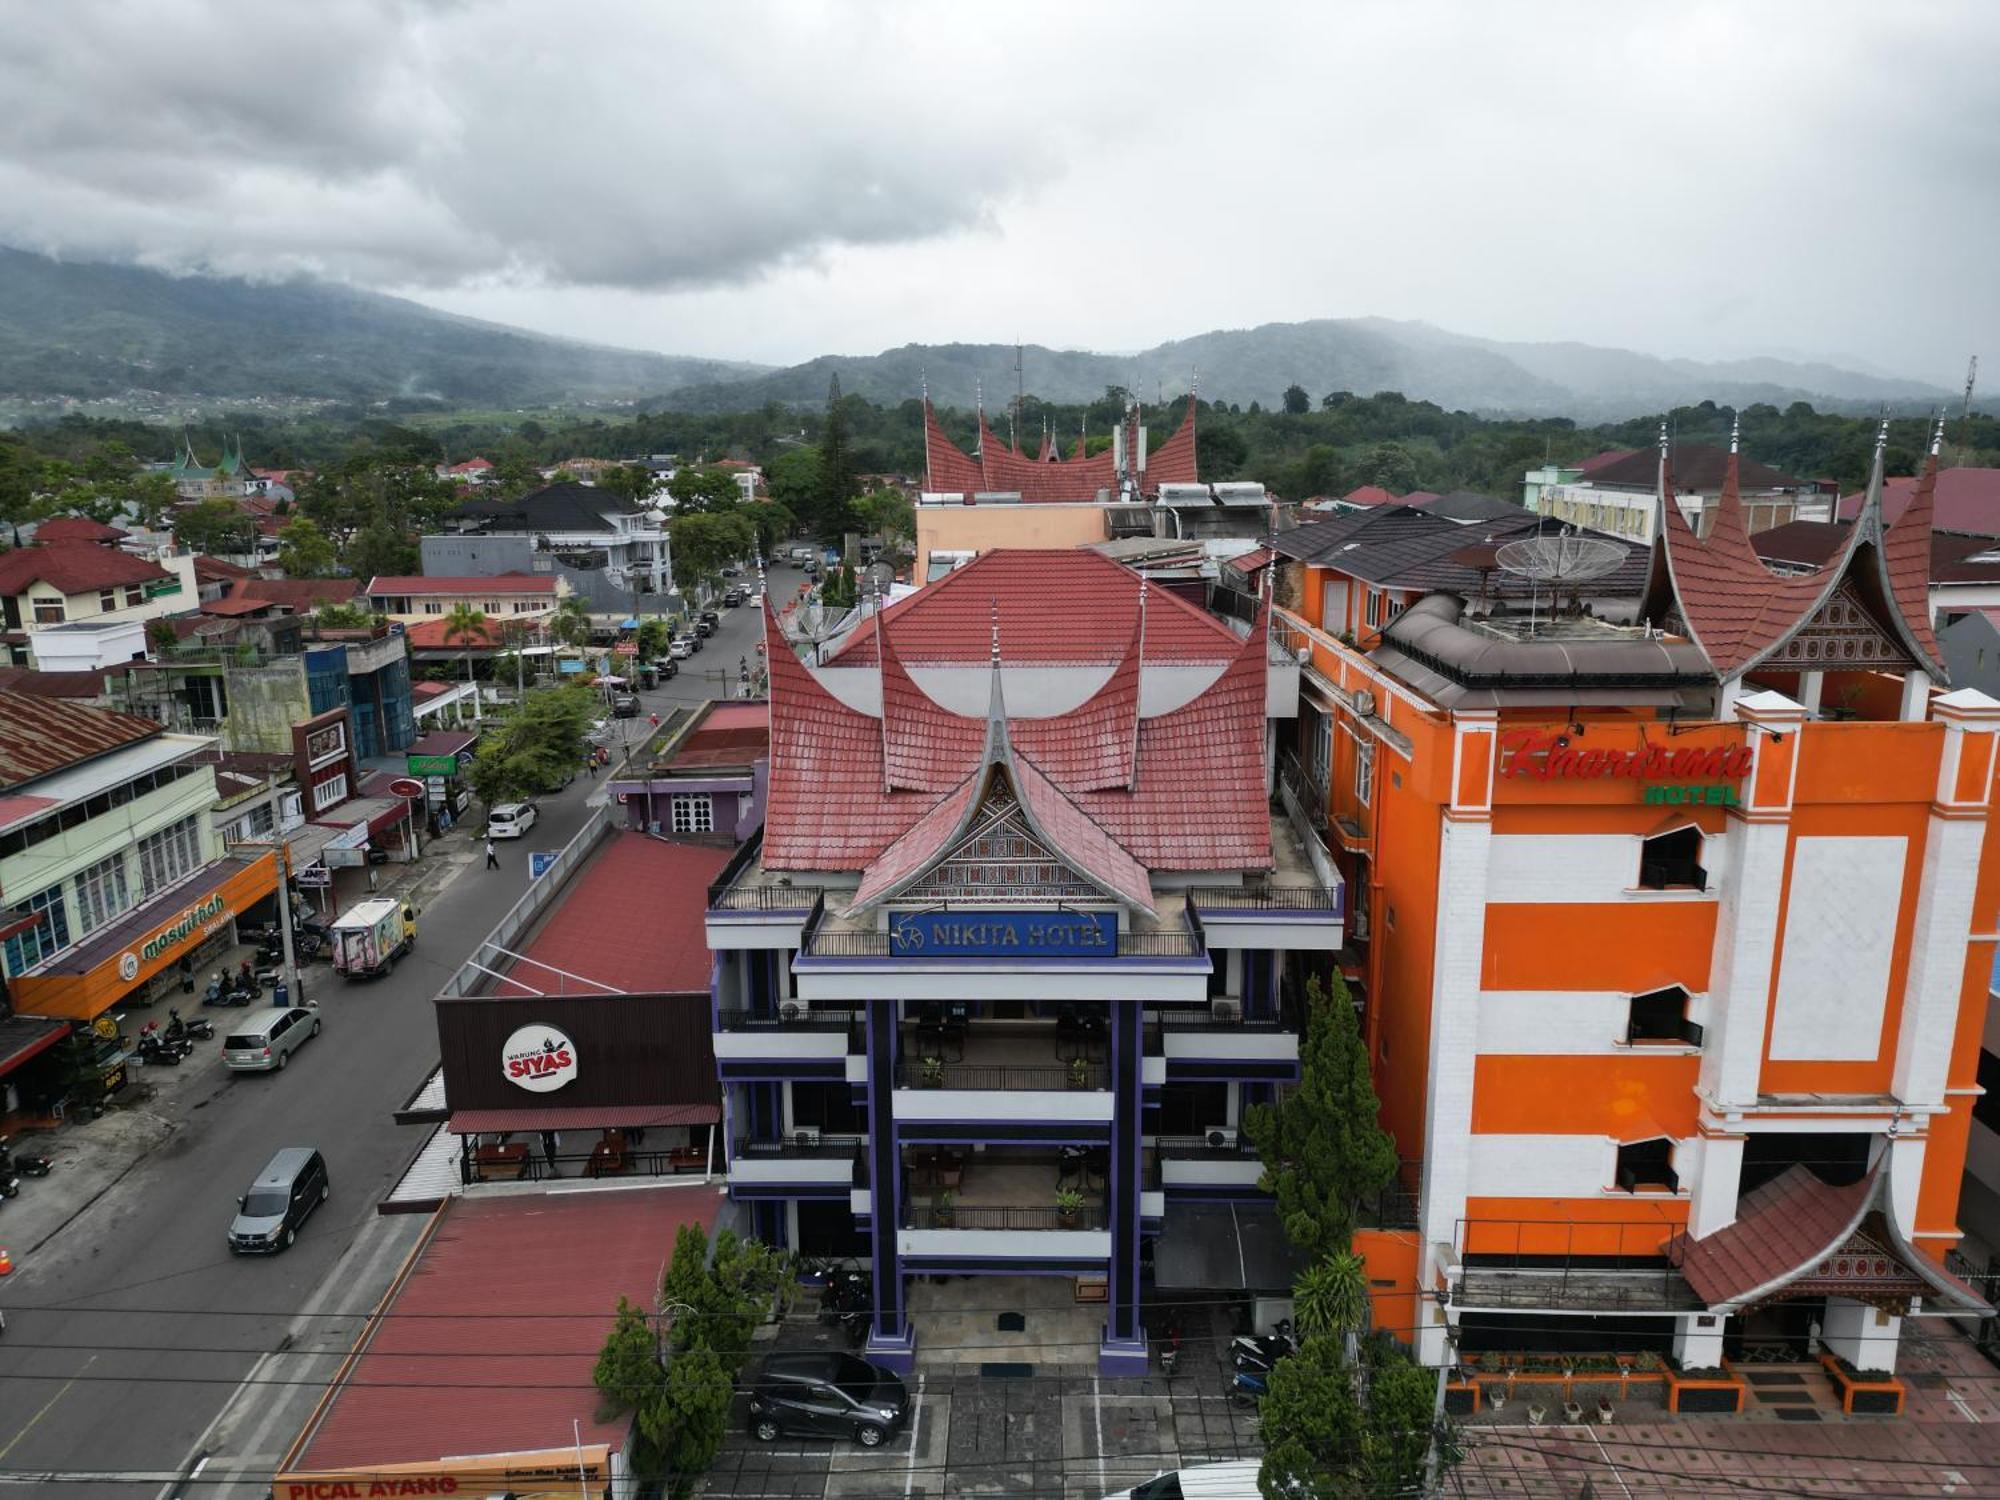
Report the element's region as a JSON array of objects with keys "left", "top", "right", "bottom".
[{"left": 1, "top": 0, "right": 1993, "bottom": 381}]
